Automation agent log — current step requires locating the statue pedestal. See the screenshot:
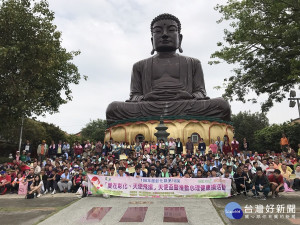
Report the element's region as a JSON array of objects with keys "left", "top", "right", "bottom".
[{"left": 105, "top": 116, "right": 234, "bottom": 148}]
